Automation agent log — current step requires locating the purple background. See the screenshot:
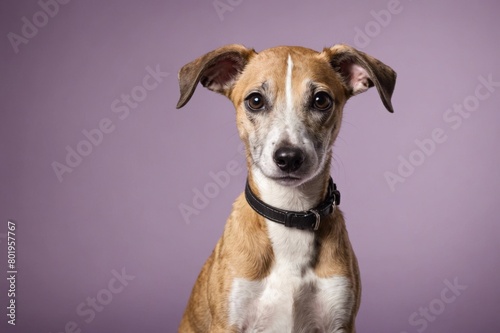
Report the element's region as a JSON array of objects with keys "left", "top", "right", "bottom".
[{"left": 1, "top": 0, "right": 500, "bottom": 332}]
